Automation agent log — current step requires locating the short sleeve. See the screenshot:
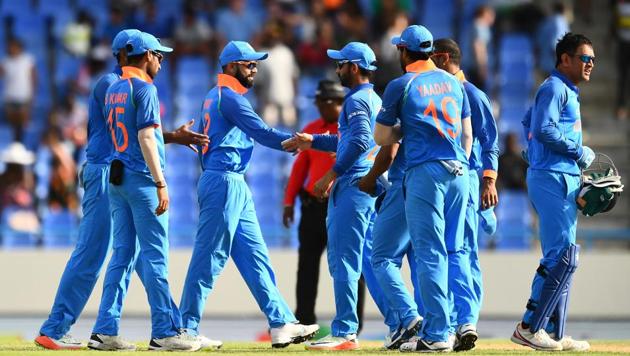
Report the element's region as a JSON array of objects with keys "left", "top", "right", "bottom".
[
  {"left": 135, "top": 83, "right": 161, "bottom": 130},
  {"left": 376, "top": 78, "right": 404, "bottom": 126}
]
